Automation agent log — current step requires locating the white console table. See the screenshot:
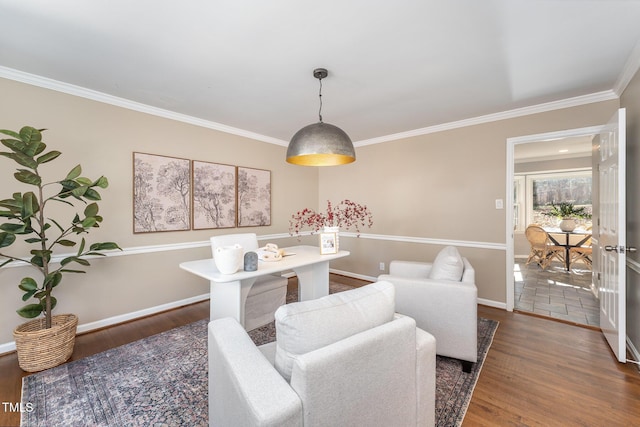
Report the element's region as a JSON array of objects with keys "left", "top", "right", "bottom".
[{"left": 179, "top": 245, "right": 350, "bottom": 326}]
